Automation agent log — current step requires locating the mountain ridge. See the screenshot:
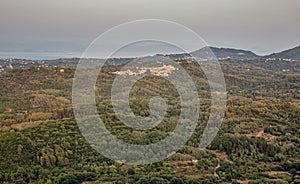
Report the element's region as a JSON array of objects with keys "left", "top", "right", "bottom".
[
  {"left": 1, "top": 45, "right": 300, "bottom": 61},
  {"left": 191, "top": 46, "right": 260, "bottom": 60},
  {"left": 264, "top": 45, "right": 300, "bottom": 60},
  {"left": 164, "top": 45, "right": 300, "bottom": 61}
]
